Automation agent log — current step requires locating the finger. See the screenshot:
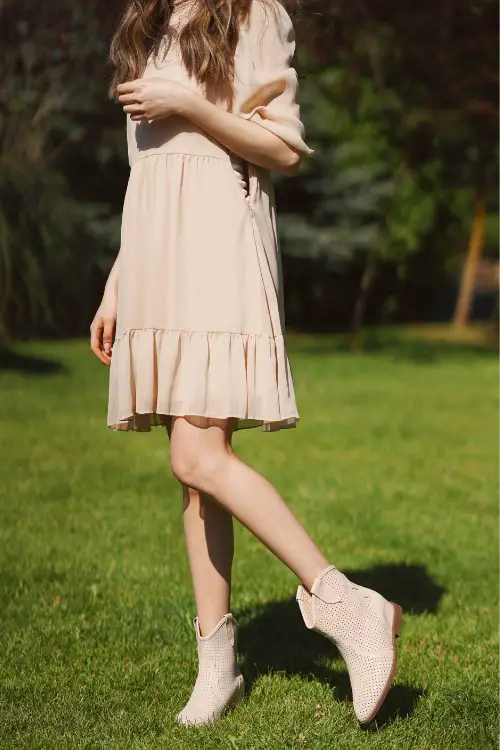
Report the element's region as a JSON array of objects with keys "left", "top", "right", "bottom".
[
  {"left": 90, "top": 320, "right": 102, "bottom": 352},
  {"left": 118, "top": 93, "right": 140, "bottom": 104},
  {"left": 90, "top": 336, "right": 108, "bottom": 365},
  {"left": 94, "top": 343, "right": 110, "bottom": 365},
  {"left": 123, "top": 104, "right": 145, "bottom": 115},
  {"left": 102, "top": 318, "right": 115, "bottom": 357},
  {"left": 131, "top": 114, "right": 149, "bottom": 121},
  {"left": 90, "top": 322, "right": 109, "bottom": 365},
  {"left": 116, "top": 80, "right": 141, "bottom": 93}
]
